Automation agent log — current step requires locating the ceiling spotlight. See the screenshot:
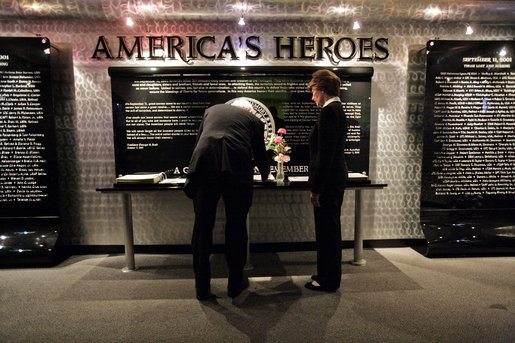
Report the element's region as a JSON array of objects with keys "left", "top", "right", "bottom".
[
  {"left": 466, "top": 25, "right": 474, "bottom": 35},
  {"left": 238, "top": 17, "right": 246, "bottom": 26},
  {"left": 353, "top": 21, "right": 360, "bottom": 30},
  {"left": 126, "top": 17, "right": 134, "bottom": 26}
]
